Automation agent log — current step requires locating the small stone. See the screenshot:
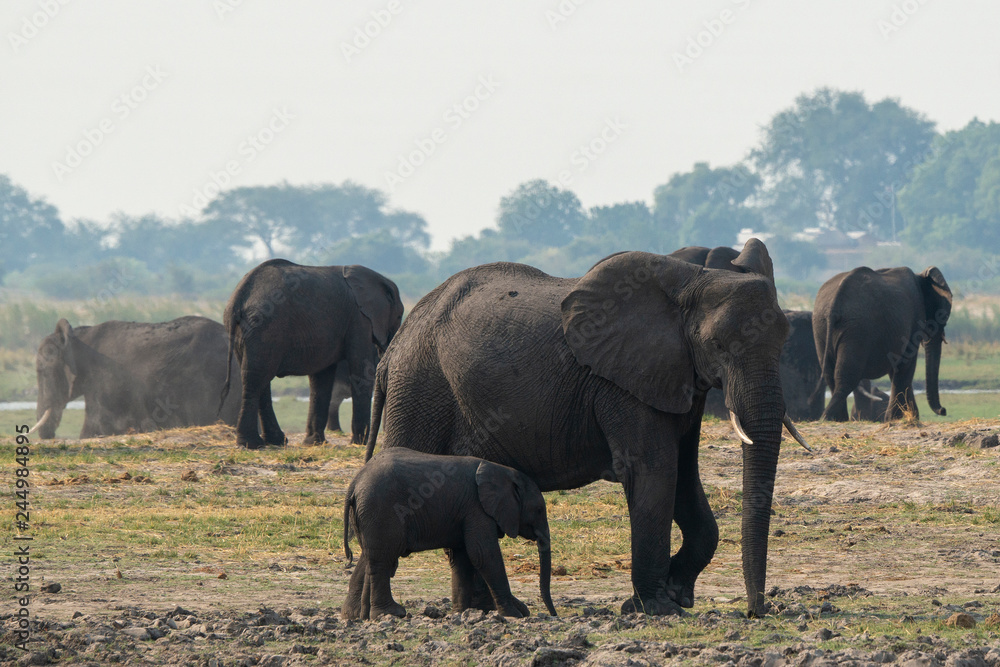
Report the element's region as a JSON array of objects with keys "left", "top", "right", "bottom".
[
  {"left": 531, "top": 647, "right": 586, "bottom": 666},
  {"left": 40, "top": 582, "right": 61, "bottom": 594},
  {"left": 72, "top": 611, "right": 83, "bottom": 619},
  {"left": 120, "top": 627, "right": 150, "bottom": 640},
  {"left": 422, "top": 604, "right": 443, "bottom": 619},
  {"left": 170, "top": 605, "right": 193, "bottom": 617},
  {"left": 945, "top": 612, "right": 976, "bottom": 628}
]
